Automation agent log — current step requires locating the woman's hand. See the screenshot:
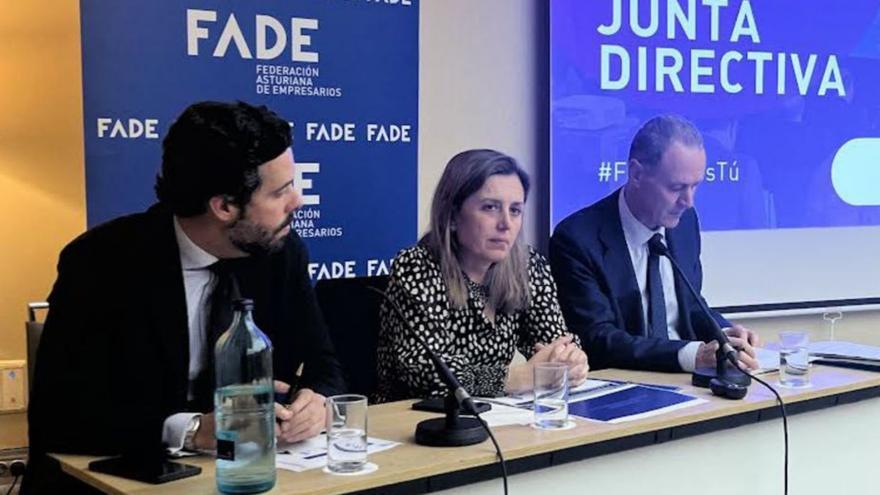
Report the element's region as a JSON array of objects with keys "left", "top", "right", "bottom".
[
  {"left": 505, "top": 334, "right": 590, "bottom": 393},
  {"left": 534, "top": 334, "right": 589, "bottom": 386}
]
